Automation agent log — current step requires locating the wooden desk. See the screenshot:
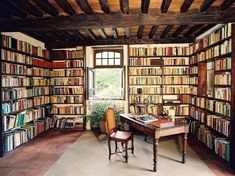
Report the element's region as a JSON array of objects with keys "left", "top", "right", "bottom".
[{"left": 119, "top": 114, "right": 189, "bottom": 172}]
